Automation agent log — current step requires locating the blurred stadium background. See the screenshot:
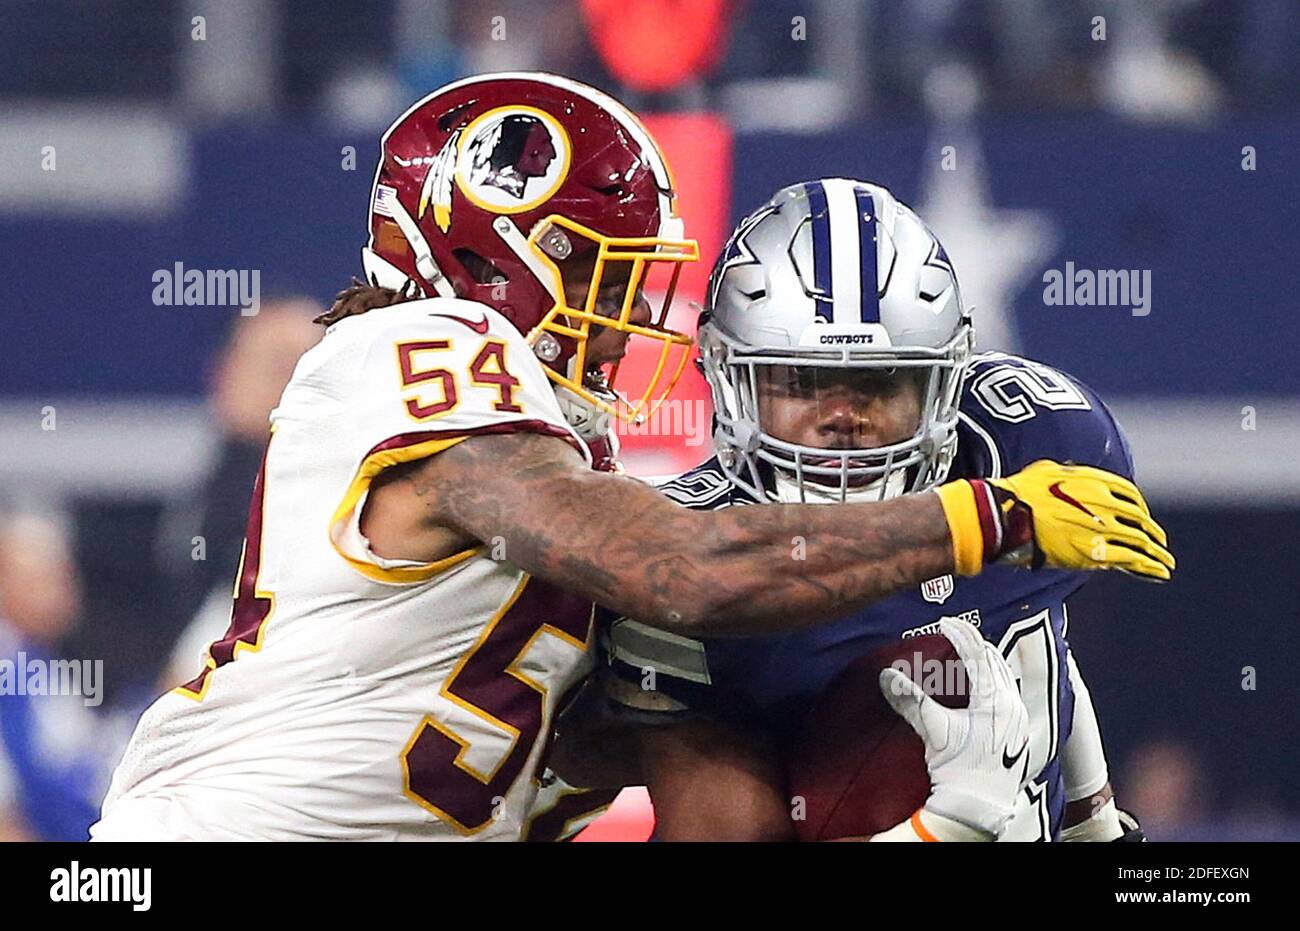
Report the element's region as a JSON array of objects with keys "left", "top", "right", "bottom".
[{"left": 0, "top": 0, "right": 1297, "bottom": 841}]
